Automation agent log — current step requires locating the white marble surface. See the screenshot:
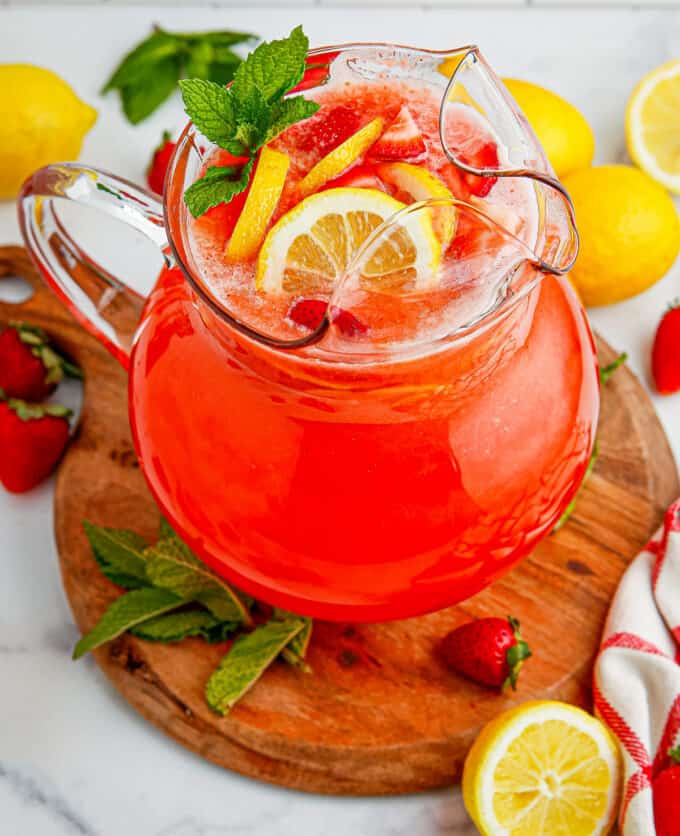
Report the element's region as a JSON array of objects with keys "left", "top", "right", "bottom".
[{"left": 1, "top": 5, "right": 679, "bottom": 835}]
